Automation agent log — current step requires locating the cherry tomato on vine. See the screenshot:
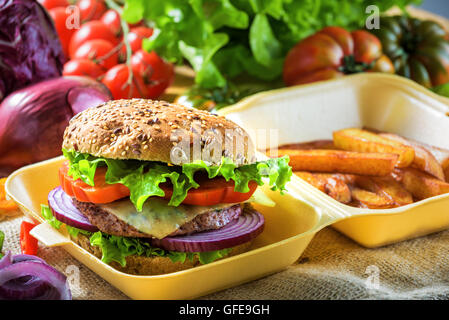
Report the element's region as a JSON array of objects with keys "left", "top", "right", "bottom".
[
  {"left": 131, "top": 50, "right": 175, "bottom": 99},
  {"left": 49, "top": 6, "right": 76, "bottom": 58},
  {"left": 63, "top": 59, "right": 105, "bottom": 78},
  {"left": 101, "top": 64, "right": 148, "bottom": 99},
  {"left": 128, "top": 27, "right": 154, "bottom": 52},
  {"left": 38, "top": 0, "right": 69, "bottom": 10},
  {"left": 73, "top": 39, "right": 118, "bottom": 69},
  {"left": 100, "top": 9, "right": 122, "bottom": 37},
  {"left": 78, "top": 0, "right": 107, "bottom": 23},
  {"left": 119, "top": 27, "right": 153, "bottom": 62},
  {"left": 69, "top": 20, "right": 119, "bottom": 58}
]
